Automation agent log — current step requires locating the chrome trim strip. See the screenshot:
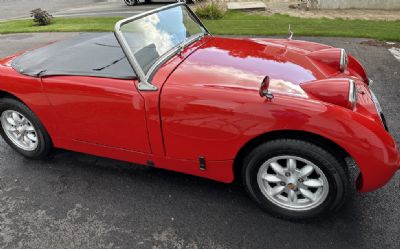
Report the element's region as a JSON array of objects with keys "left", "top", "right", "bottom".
[
  {"left": 370, "top": 89, "right": 383, "bottom": 114},
  {"left": 340, "top": 49, "right": 348, "bottom": 72},
  {"left": 369, "top": 89, "right": 387, "bottom": 130},
  {"left": 114, "top": 3, "right": 210, "bottom": 91}
]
